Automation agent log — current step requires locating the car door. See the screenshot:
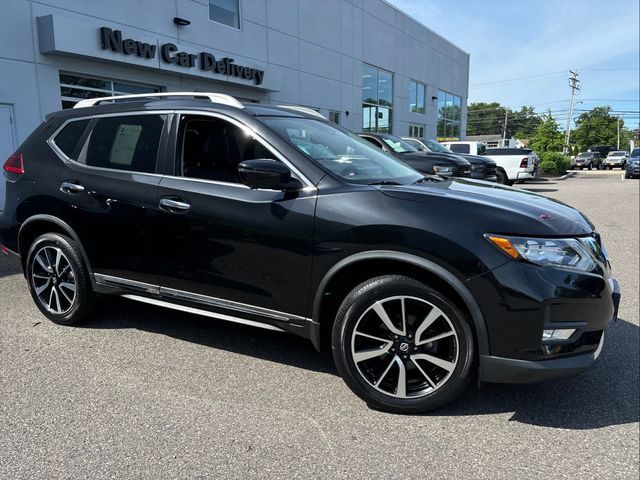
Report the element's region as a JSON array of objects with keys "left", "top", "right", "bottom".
[
  {"left": 152, "top": 112, "right": 316, "bottom": 321},
  {"left": 52, "top": 112, "right": 170, "bottom": 286}
]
